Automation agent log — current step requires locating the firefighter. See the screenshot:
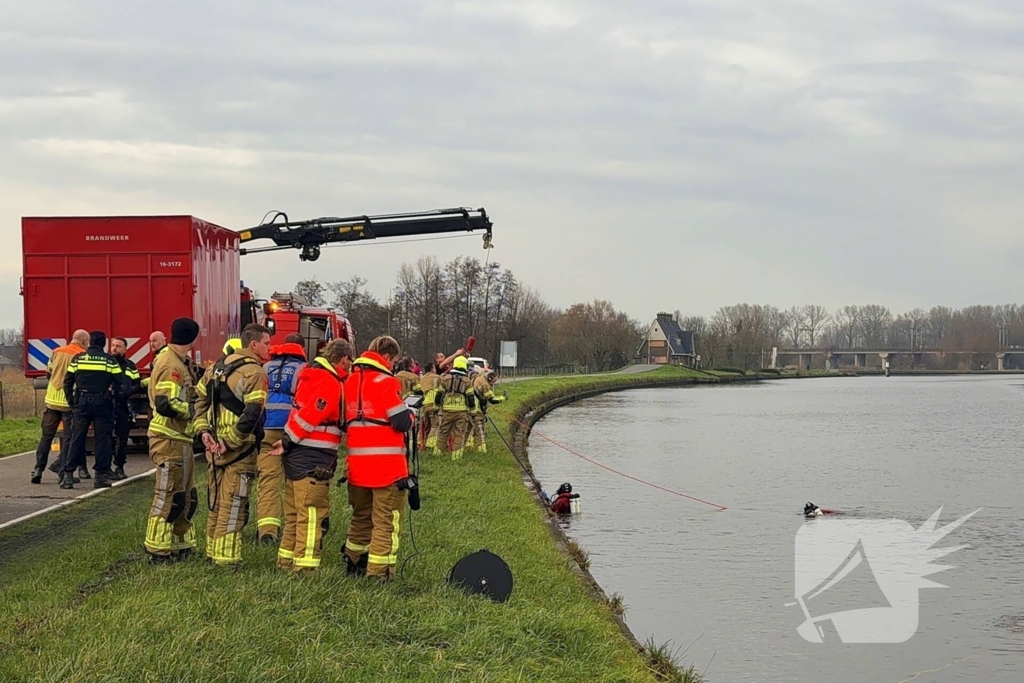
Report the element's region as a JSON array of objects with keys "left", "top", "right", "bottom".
[
  {"left": 144, "top": 318, "right": 200, "bottom": 563},
  {"left": 110, "top": 336, "right": 142, "bottom": 481},
  {"left": 414, "top": 362, "right": 441, "bottom": 452},
  {"left": 342, "top": 335, "right": 415, "bottom": 581},
  {"left": 433, "top": 356, "right": 476, "bottom": 460},
  {"left": 467, "top": 368, "right": 506, "bottom": 453},
  {"left": 60, "top": 331, "right": 123, "bottom": 489},
  {"left": 255, "top": 333, "right": 307, "bottom": 545},
  {"left": 34, "top": 329, "right": 89, "bottom": 484},
  {"left": 222, "top": 337, "right": 242, "bottom": 357},
  {"left": 192, "top": 324, "right": 271, "bottom": 567},
  {"left": 395, "top": 356, "right": 419, "bottom": 398},
  {"left": 141, "top": 330, "right": 167, "bottom": 390},
  {"left": 271, "top": 338, "right": 353, "bottom": 572}
]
